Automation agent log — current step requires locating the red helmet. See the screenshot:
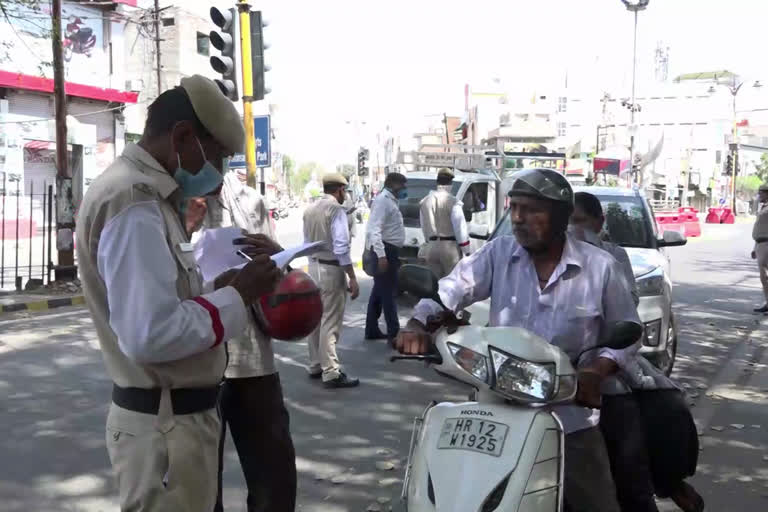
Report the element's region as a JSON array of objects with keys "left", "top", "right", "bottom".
[{"left": 251, "top": 270, "right": 323, "bottom": 341}]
